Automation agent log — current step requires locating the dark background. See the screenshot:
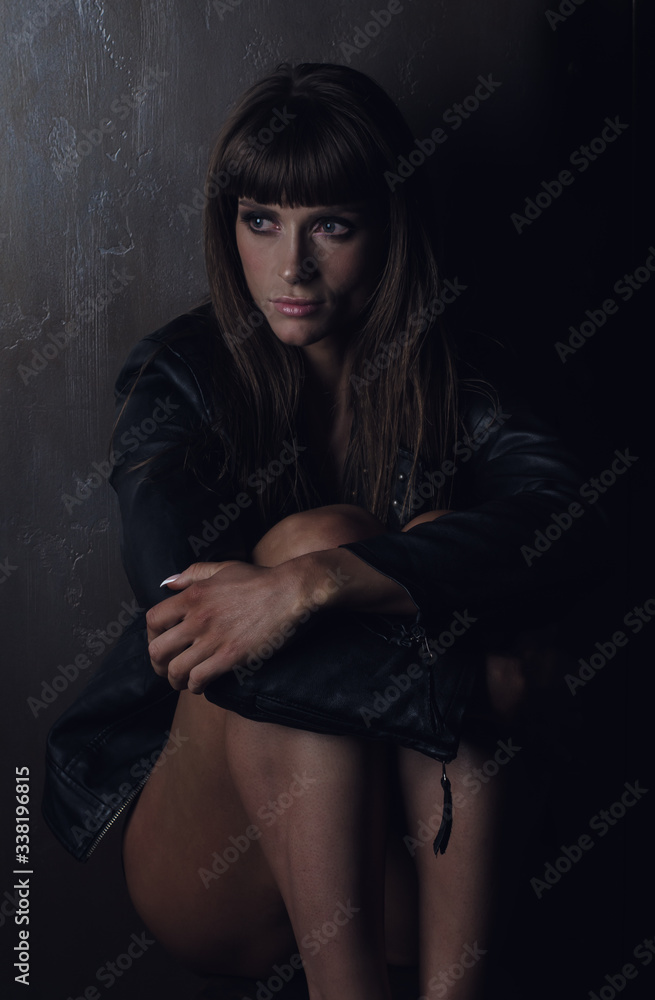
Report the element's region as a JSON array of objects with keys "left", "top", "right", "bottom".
[{"left": 1, "top": 1, "right": 652, "bottom": 997}]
